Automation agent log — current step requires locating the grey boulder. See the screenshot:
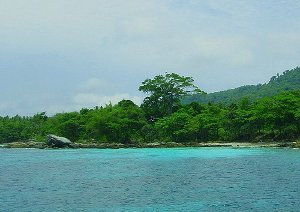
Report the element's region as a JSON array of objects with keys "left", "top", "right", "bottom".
[{"left": 46, "top": 134, "right": 72, "bottom": 147}]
